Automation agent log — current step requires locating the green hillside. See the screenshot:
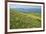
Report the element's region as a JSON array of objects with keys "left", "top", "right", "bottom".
[{"left": 10, "top": 9, "right": 41, "bottom": 29}]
